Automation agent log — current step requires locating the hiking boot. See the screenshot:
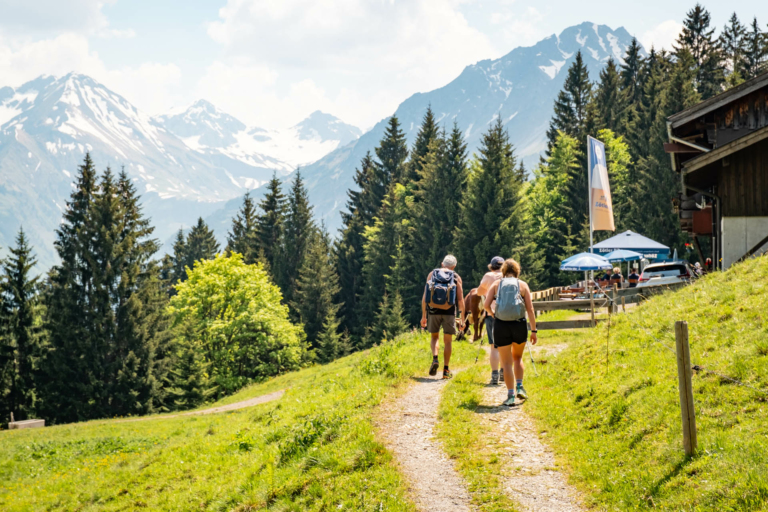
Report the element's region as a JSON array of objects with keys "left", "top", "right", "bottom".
[
  {"left": 499, "top": 368, "right": 504, "bottom": 382},
  {"left": 516, "top": 384, "right": 528, "bottom": 401},
  {"left": 503, "top": 396, "right": 516, "bottom": 407},
  {"left": 490, "top": 372, "right": 499, "bottom": 386},
  {"left": 442, "top": 368, "right": 453, "bottom": 379},
  {"left": 429, "top": 359, "right": 439, "bottom": 376}
]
